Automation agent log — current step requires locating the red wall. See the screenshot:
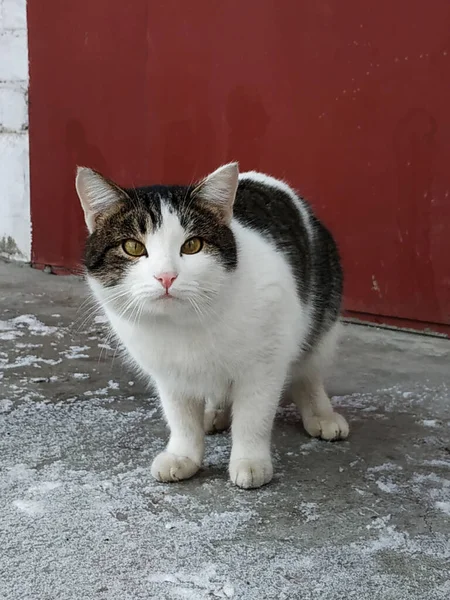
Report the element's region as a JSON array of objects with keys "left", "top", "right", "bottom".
[{"left": 28, "top": 1, "right": 450, "bottom": 332}]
